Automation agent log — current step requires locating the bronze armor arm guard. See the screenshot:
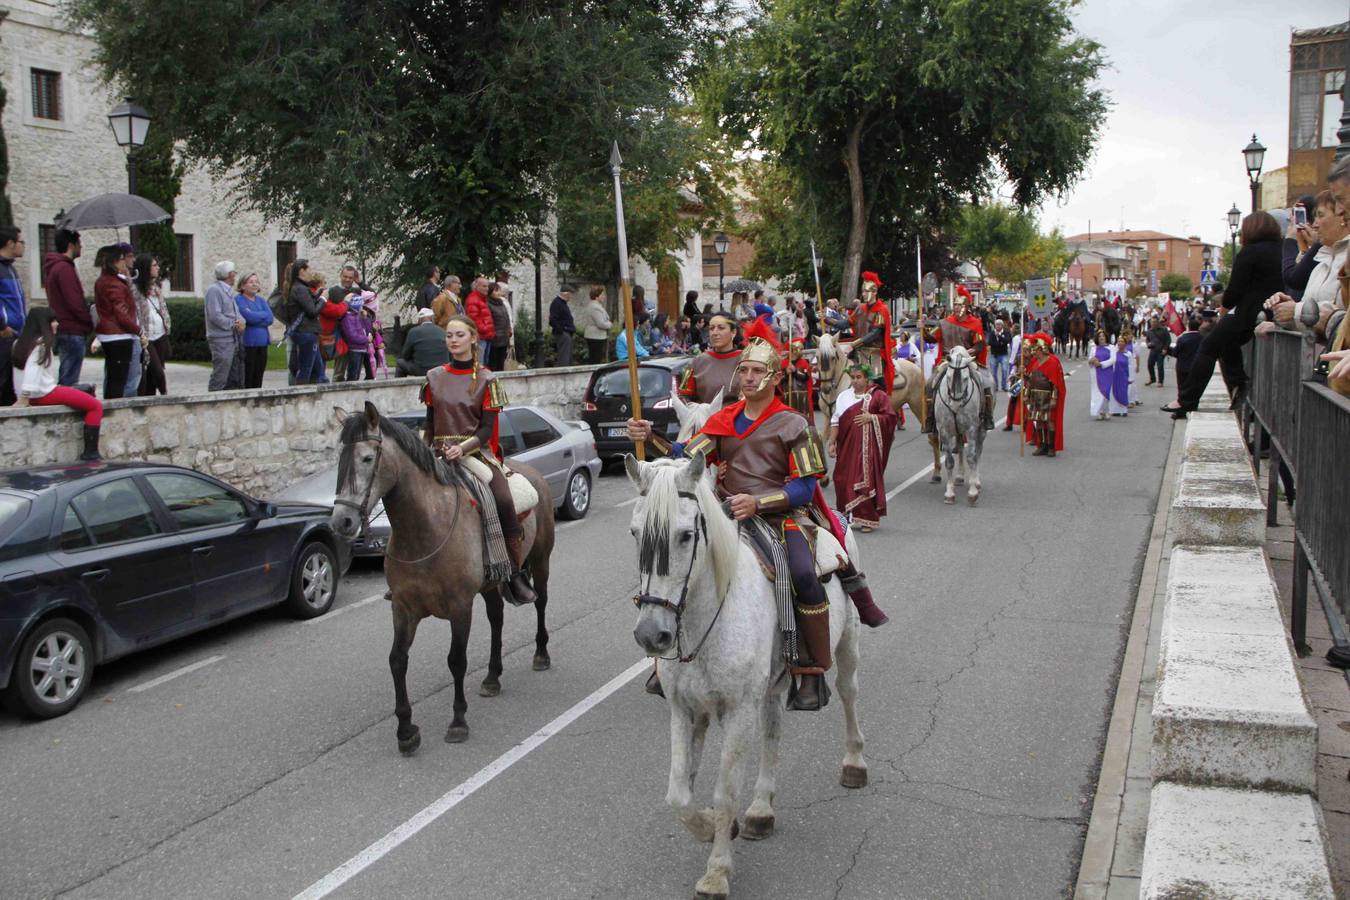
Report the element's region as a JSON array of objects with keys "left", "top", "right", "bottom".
[{"left": 753, "top": 490, "right": 790, "bottom": 514}]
